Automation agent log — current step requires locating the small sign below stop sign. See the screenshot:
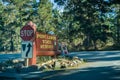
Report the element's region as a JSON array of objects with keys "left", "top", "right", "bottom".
[{"left": 20, "top": 25, "right": 35, "bottom": 41}]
